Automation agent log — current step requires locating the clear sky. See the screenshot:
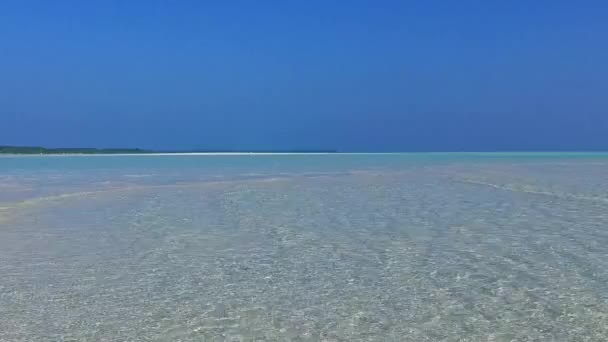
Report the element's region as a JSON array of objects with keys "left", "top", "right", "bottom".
[{"left": 1, "top": 1, "right": 607, "bottom": 151}]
